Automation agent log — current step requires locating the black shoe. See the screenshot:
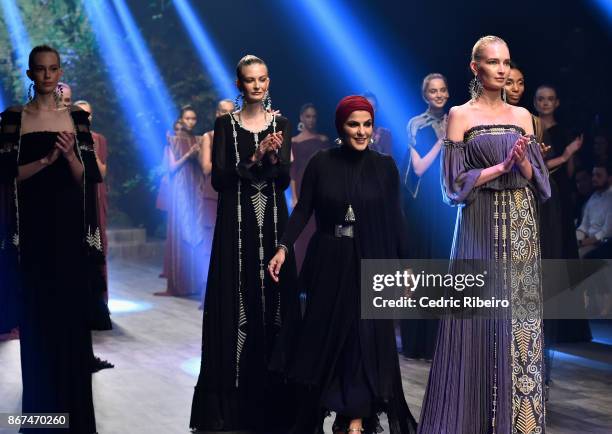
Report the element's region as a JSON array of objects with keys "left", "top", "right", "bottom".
[{"left": 91, "top": 355, "right": 114, "bottom": 373}]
